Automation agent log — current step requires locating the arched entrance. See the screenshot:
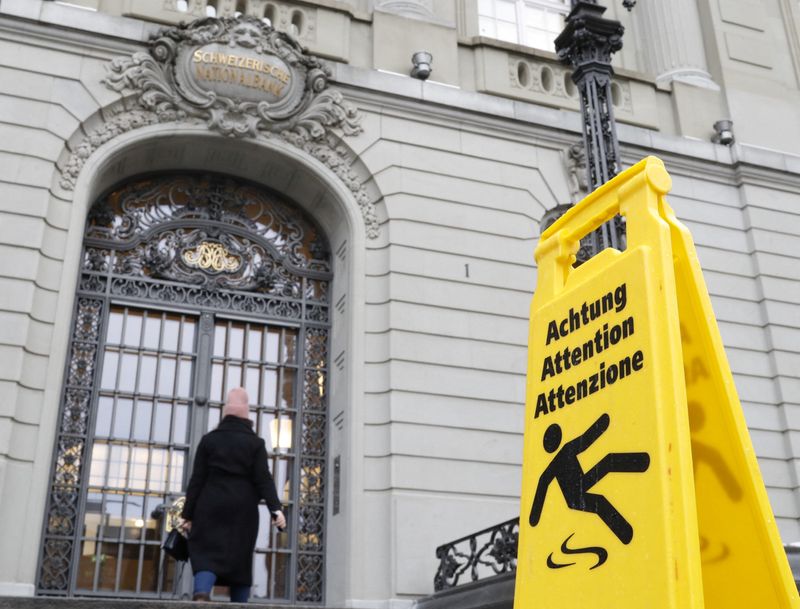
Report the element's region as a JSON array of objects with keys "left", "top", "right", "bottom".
[{"left": 36, "top": 172, "right": 330, "bottom": 603}]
